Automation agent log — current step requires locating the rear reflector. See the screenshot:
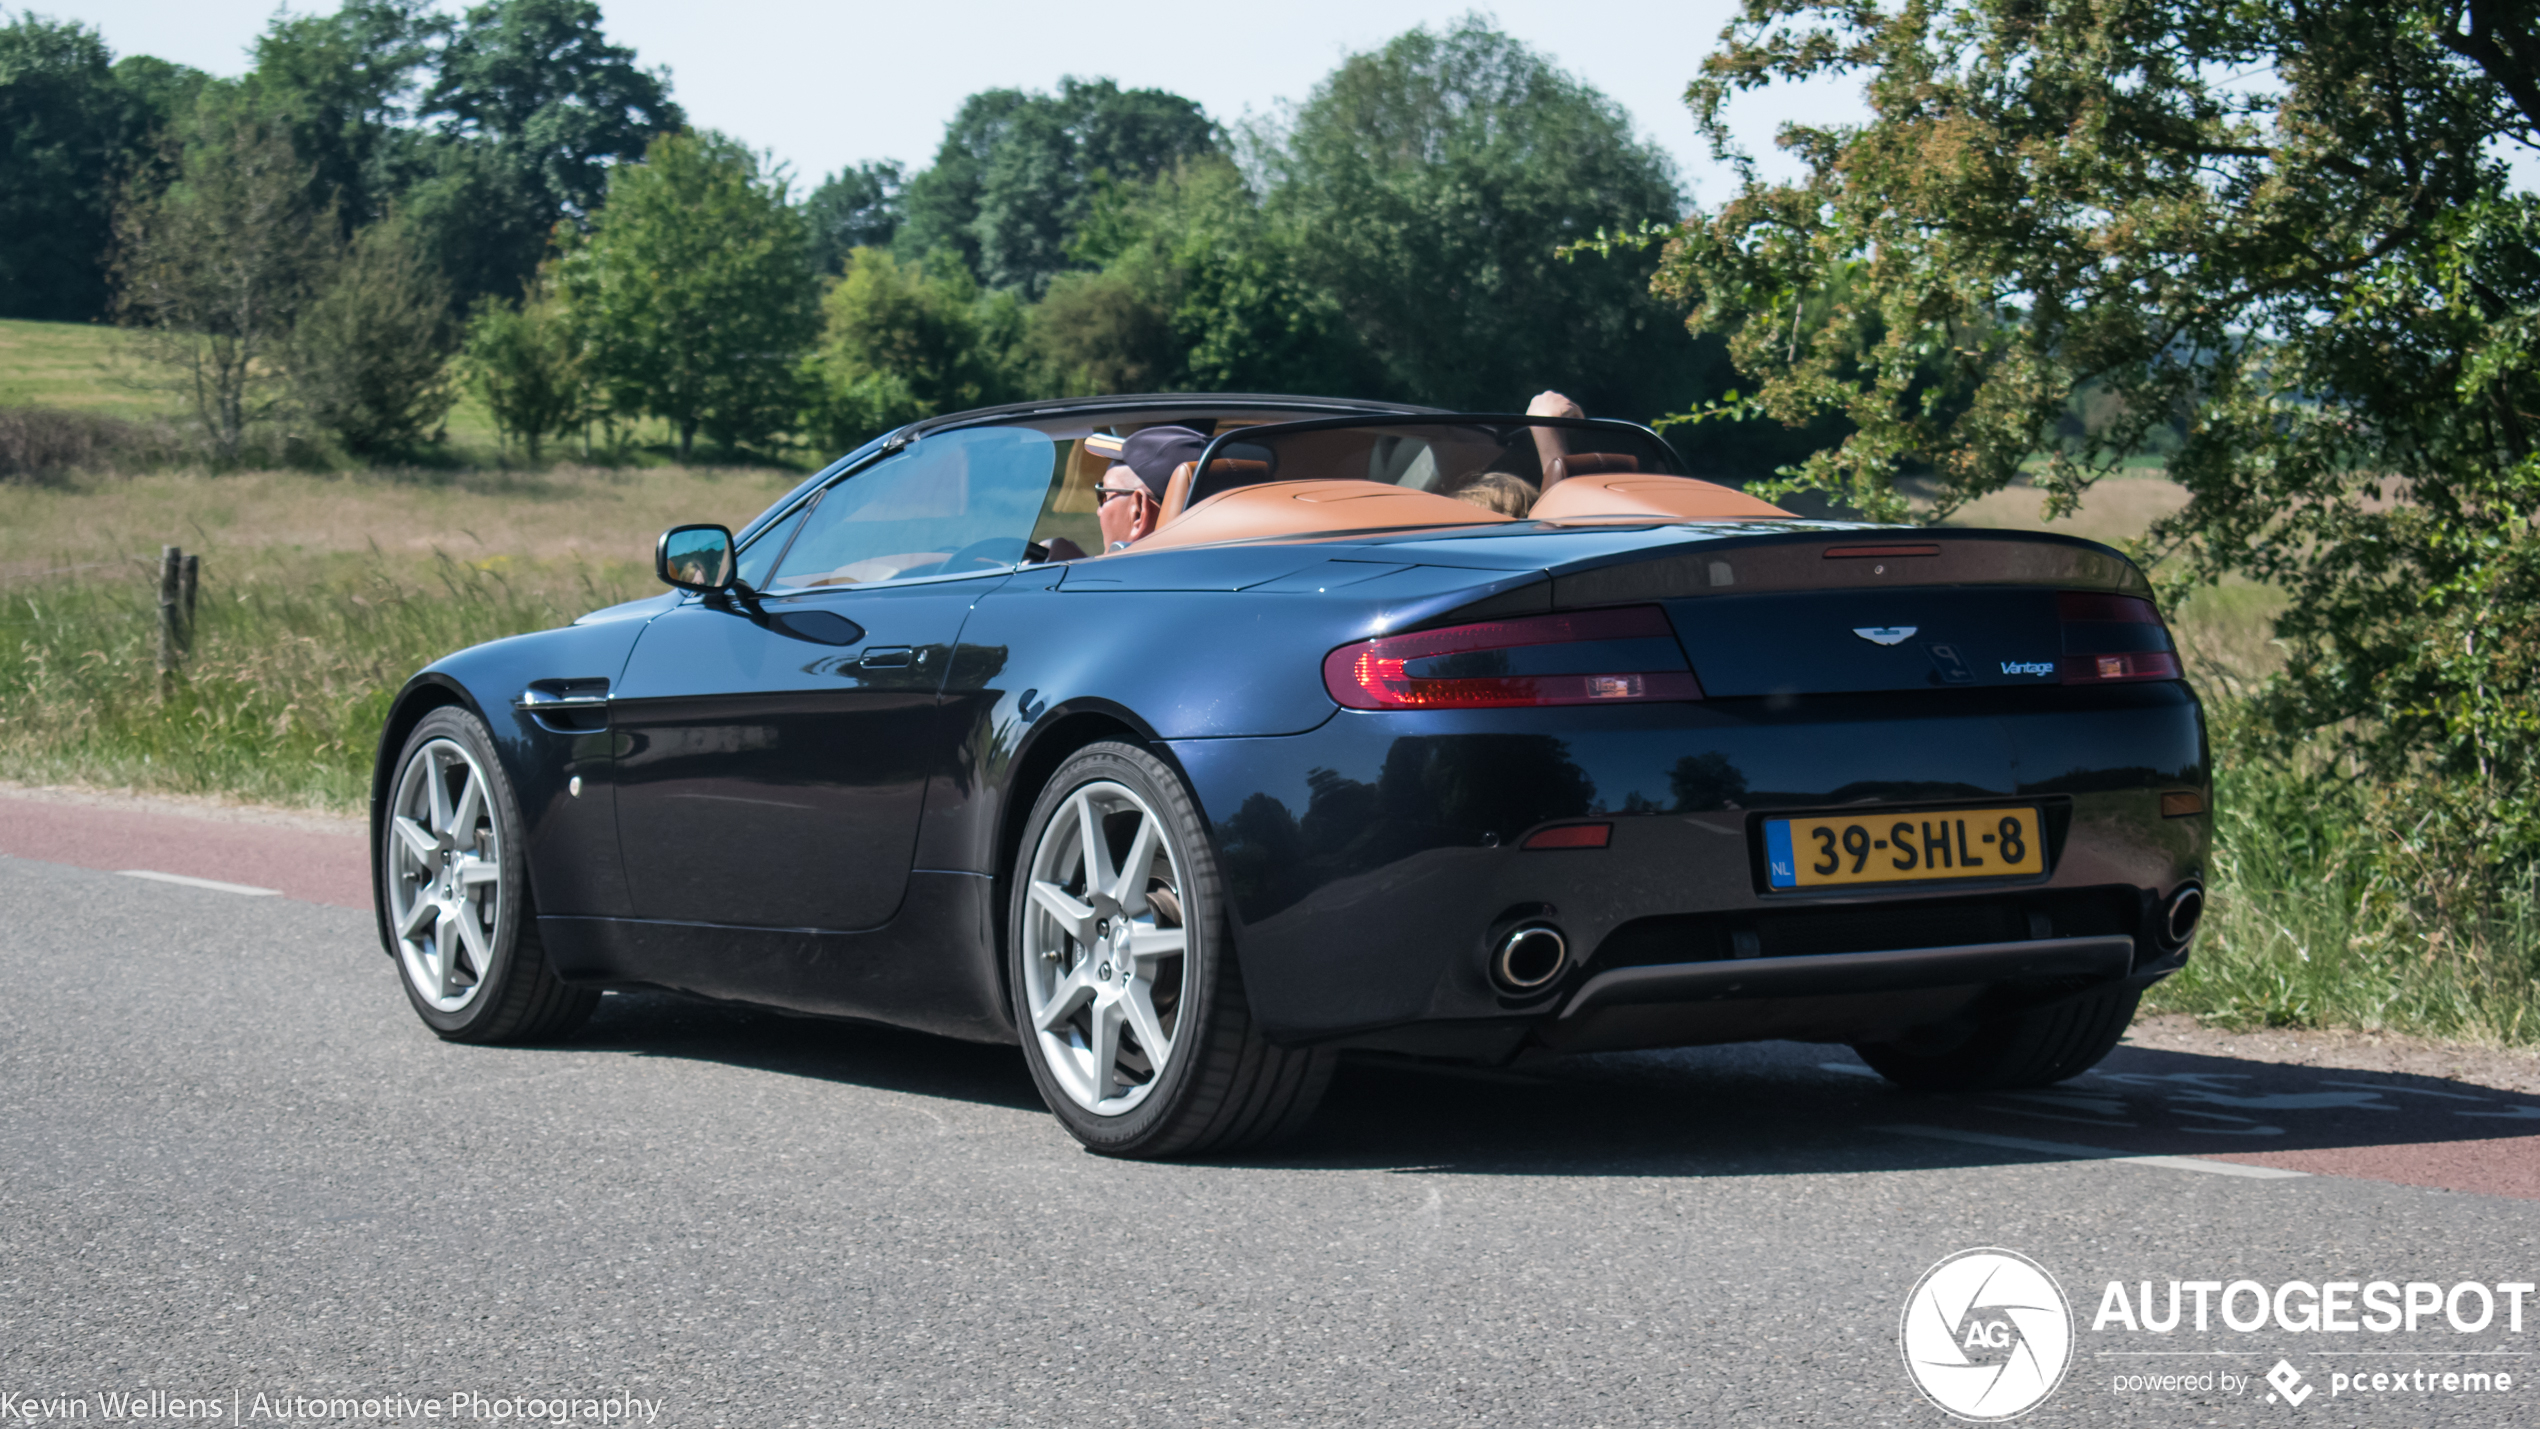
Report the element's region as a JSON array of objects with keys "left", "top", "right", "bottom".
[
  {"left": 1521, "top": 823, "right": 1612, "bottom": 850},
  {"left": 1323, "top": 606, "right": 1703, "bottom": 710},
  {"left": 2057, "top": 590, "right": 2181, "bottom": 684}
]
